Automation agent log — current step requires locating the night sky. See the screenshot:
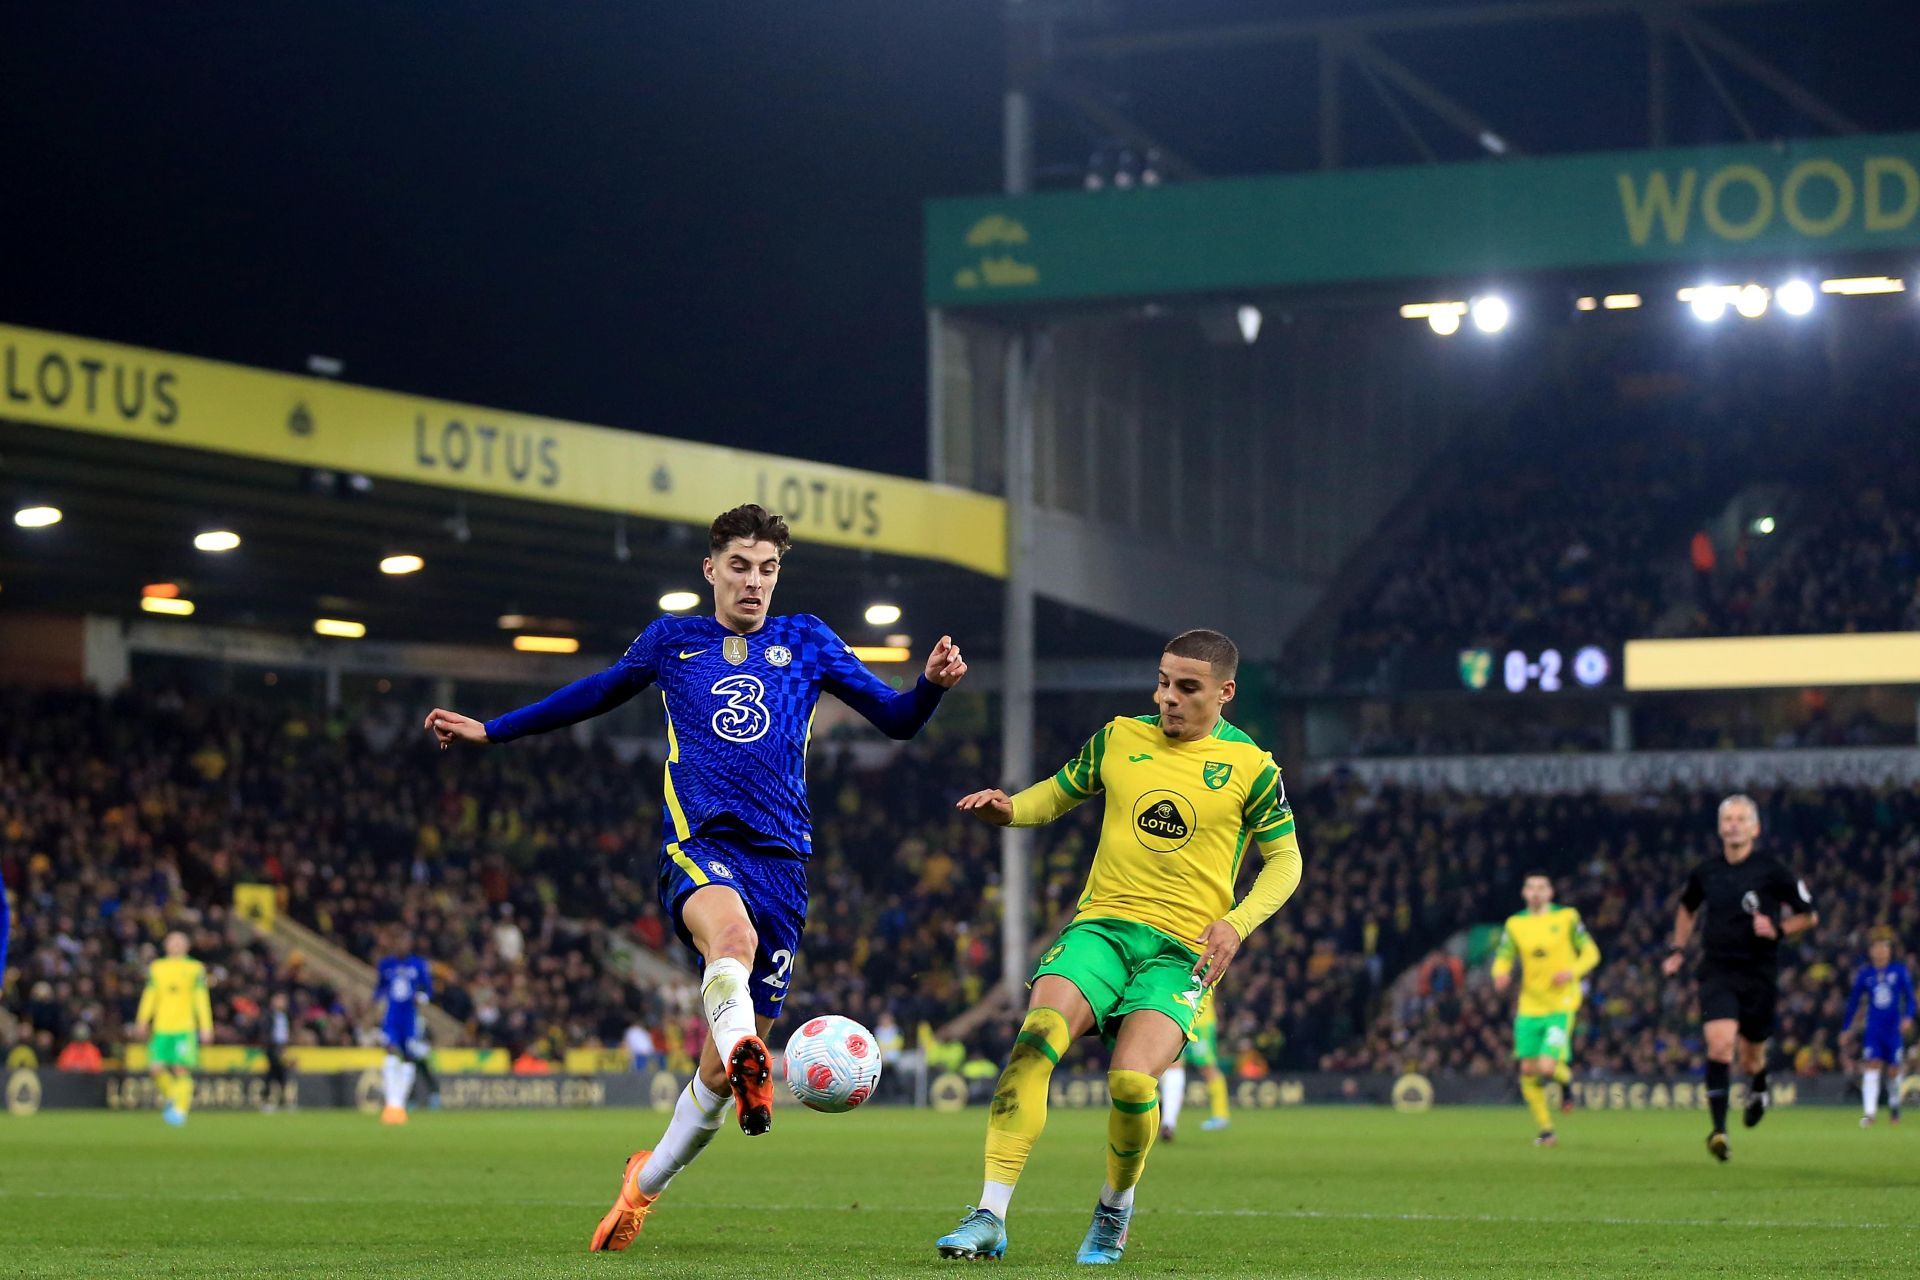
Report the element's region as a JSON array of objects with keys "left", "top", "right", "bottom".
[{"left": 8, "top": 1, "right": 1917, "bottom": 481}]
